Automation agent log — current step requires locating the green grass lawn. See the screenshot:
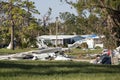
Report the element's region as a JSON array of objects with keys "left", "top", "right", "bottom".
[
  {"left": 66, "top": 48, "right": 102, "bottom": 58},
  {"left": 0, "top": 60, "right": 120, "bottom": 80},
  {"left": 0, "top": 48, "right": 37, "bottom": 55}
]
